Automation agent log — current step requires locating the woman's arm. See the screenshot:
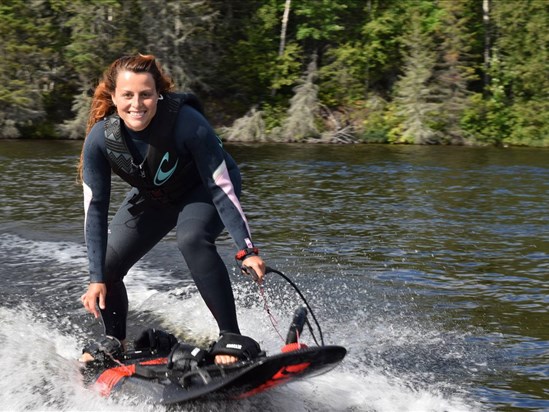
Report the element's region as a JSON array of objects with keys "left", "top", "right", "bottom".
[{"left": 82, "top": 122, "right": 112, "bottom": 283}]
